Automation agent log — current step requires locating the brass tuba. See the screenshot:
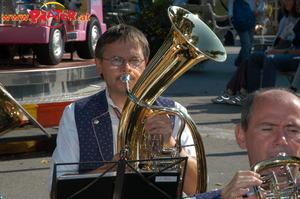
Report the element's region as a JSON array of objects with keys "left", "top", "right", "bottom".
[
  {"left": 117, "top": 5, "right": 226, "bottom": 195},
  {"left": 251, "top": 152, "right": 300, "bottom": 198},
  {"left": 0, "top": 83, "right": 51, "bottom": 138}
]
